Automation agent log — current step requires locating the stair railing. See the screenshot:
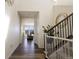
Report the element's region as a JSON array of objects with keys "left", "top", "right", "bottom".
[
  {"left": 44, "top": 35, "right": 73, "bottom": 59},
  {"left": 47, "top": 13, "right": 73, "bottom": 38},
  {"left": 44, "top": 13, "right": 73, "bottom": 59}
]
